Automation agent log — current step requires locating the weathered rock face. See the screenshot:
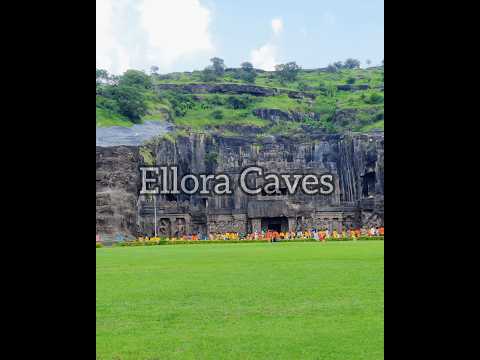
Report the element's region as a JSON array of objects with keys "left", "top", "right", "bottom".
[
  {"left": 96, "top": 146, "right": 142, "bottom": 237},
  {"left": 336, "top": 84, "right": 370, "bottom": 91},
  {"left": 332, "top": 108, "right": 383, "bottom": 129},
  {"left": 96, "top": 132, "right": 384, "bottom": 238},
  {"left": 253, "top": 108, "right": 320, "bottom": 122},
  {"left": 155, "top": 83, "right": 316, "bottom": 99}
]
